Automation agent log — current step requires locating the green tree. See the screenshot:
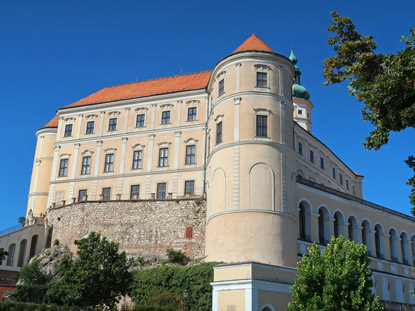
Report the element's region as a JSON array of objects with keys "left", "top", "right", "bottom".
[
  {"left": 0, "top": 249, "right": 8, "bottom": 265},
  {"left": 288, "top": 236, "right": 382, "bottom": 311},
  {"left": 14, "top": 259, "right": 48, "bottom": 303},
  {"left": 47, "top": 232, "right": 132, "bottom": 309},
  {"left": 323, "top": 11, "right": 415, "bottom": 211},
  {"left": 18, "top": 216, "right": 26, "bottom": 227}
]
